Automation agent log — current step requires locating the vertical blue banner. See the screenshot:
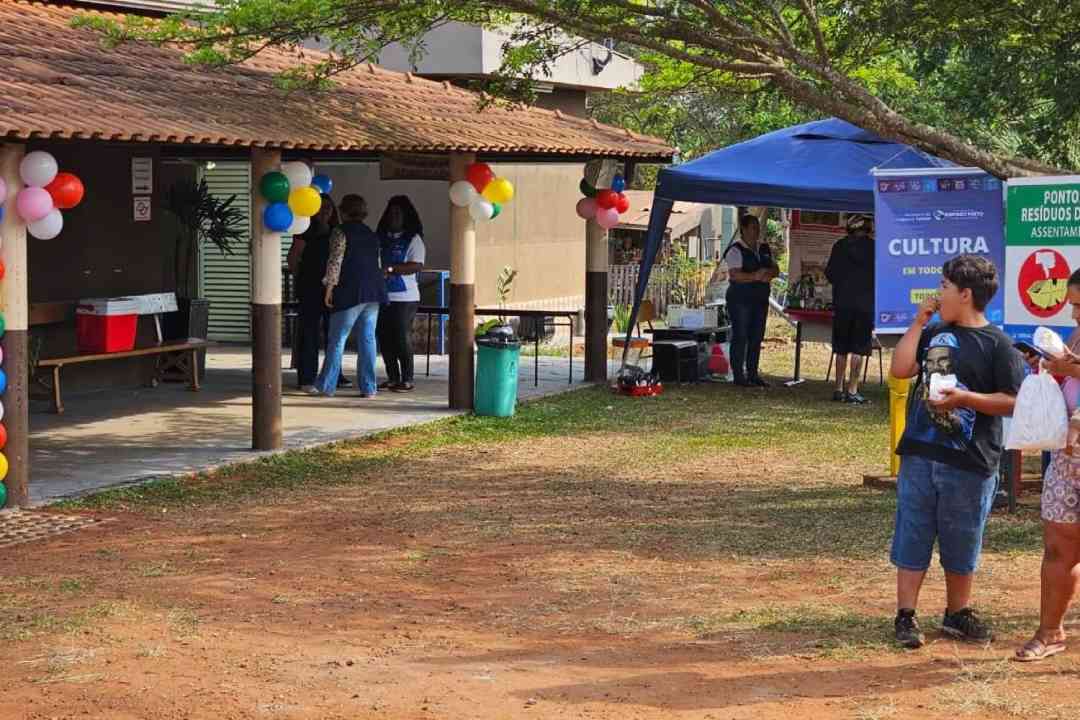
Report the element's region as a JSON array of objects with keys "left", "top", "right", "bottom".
[{"left": 873, "top": 172, "right": 1005, "bottom": 333}]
